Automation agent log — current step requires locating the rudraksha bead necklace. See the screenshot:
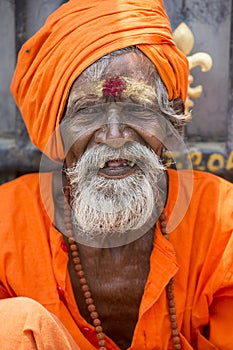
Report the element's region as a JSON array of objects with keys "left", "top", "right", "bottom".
[{"left": 64, "top": 187, "right": 181, "bottom": 350}]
